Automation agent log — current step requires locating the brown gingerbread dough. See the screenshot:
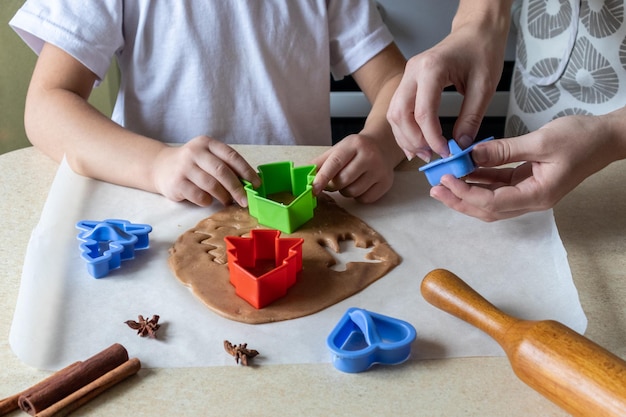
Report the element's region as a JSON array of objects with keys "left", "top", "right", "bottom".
[{"left": 168, "top": 194, "right": 401, "bottom": 324}]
